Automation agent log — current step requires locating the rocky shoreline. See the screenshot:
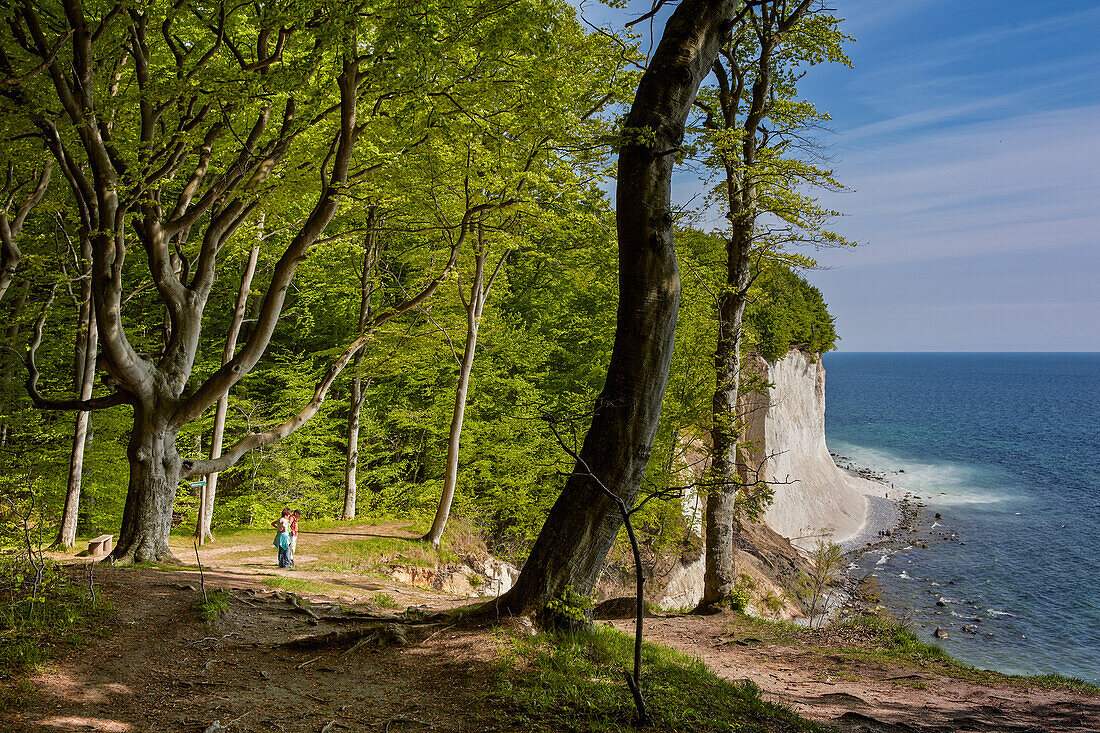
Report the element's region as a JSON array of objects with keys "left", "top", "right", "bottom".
[{"left": 829, "top": 452, "right": 933, "bottom": 617}]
